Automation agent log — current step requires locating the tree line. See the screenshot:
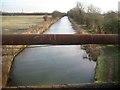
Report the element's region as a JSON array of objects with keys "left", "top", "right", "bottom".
[
  {"left": 67, "top": 2, "right": 118, "bottom": 34},
  {"left": 2, "top": 12, "right": 52, "bottom": 16},
  {"left": 2, "top": 11, "right": 66, "bottom": 16}
]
